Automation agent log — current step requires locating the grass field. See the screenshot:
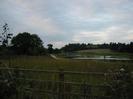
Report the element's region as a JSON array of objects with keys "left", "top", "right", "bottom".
[
  {"left": 77, "top": 49, "right": 133, "bottom": 58},
  {"left": 0, "top": 54, "right": 132, "bottom": 85},
  {"left": 0, "top": 52, "right": 132, "bottom": 97},
  {"left": 1, "top": 54, "right": 133, "bottom": 72},
  {"left": 0, "top": 49, "right": 132, "bottom": 84}
]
